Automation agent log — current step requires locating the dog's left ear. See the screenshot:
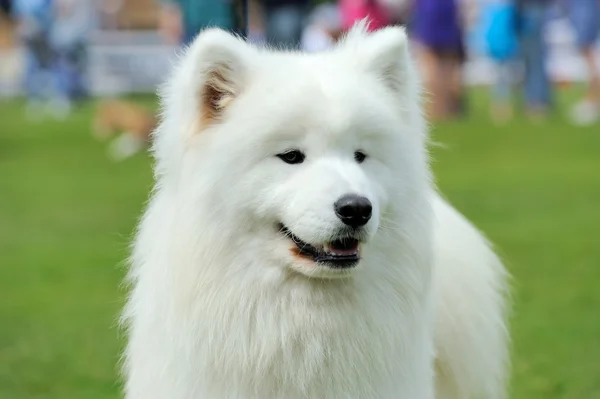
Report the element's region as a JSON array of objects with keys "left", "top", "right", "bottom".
[
  {"left": 342, "top": 22, "right": 412, "bottom": 95},
  {"left": 189, "top": 29, "right": 254, "bottom": 127}
]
